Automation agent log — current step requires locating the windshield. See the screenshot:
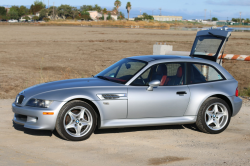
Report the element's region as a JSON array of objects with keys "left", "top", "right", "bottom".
[
  {"left": 192, "top": 35, "right": 225, "bottom": 56},
  {"left": 95, "top": 58, "right": 147, "bottom": 84}
]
